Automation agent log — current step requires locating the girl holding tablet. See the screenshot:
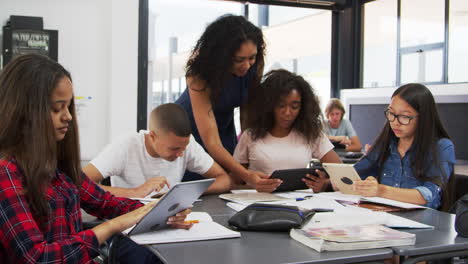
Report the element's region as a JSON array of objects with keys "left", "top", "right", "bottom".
[
  {"left": 0, "top": 54, "right": 191, "bottom": 263},
  {"left": 234, "top": 69, "right": 341, "bottom": 193},
  {"left": 354, "top": 83, "right": 455, "bottom": 209}
]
